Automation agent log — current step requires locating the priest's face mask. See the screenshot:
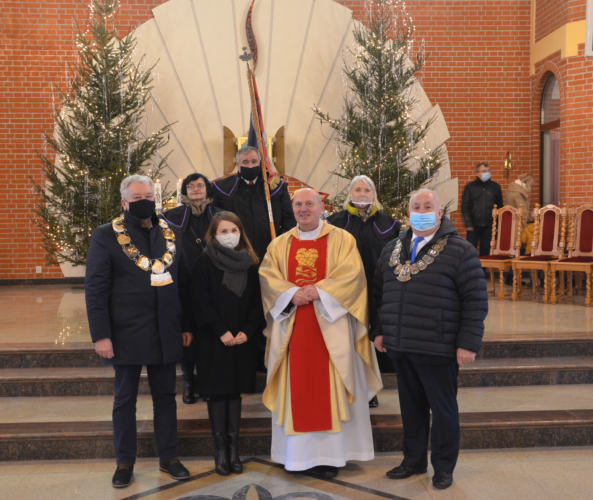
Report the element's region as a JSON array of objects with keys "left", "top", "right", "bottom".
[
  {"left": 237, "top": 150, "right": 261, "bottom": 181},
  {"left": 292, "top": 189, "right": 324, "bottom": 231}
]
